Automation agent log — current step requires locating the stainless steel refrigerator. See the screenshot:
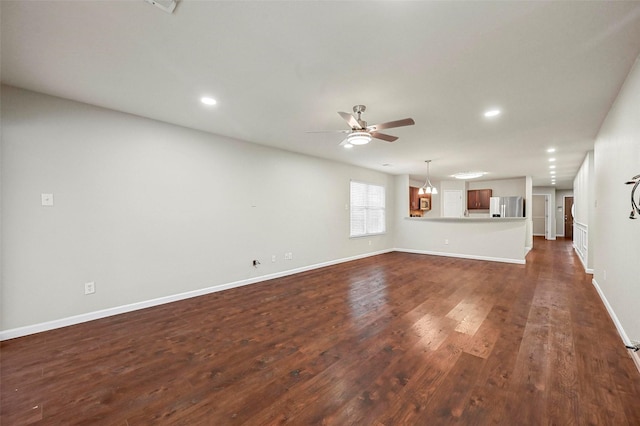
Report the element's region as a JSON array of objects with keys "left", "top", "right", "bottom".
[{"left": 490, "top": 196, "right": 524, "bottom": 217}]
